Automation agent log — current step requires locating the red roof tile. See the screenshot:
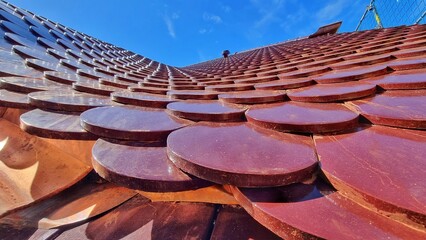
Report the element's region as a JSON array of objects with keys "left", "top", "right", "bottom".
[{"left": 0, "top": 1, "right": 425, "bottom": 238}]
